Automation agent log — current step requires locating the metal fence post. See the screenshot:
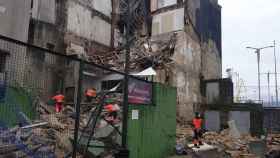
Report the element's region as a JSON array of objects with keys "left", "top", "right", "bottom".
[
  {"left": 72, "top": 61, "right": 84, "bottom": 158},
  {"left": 121, "top": 0, "right": 131, "bottom": 149}
]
